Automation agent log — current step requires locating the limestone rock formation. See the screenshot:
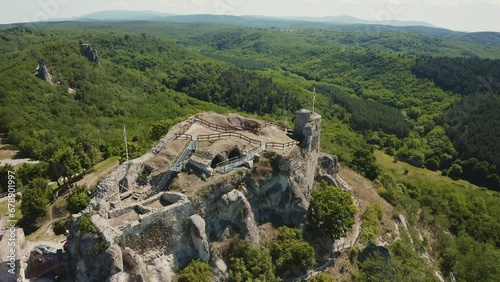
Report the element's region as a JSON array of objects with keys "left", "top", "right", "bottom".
[
  {"left": 319, "top": 154, "right": 340, "bottom": 176},
  {"left": 316, "top": 153, "right": 340, "bottom": 186},
  {"left": 36, "top": 60, "right": 53, "bottom": 84},
  {"left": 189, "top": 215, "right": 210, "bottom": 262},
  {"left": 81, "top": 44, "right": 102, "bottom": 67},
  {"left": 122, "top": 247, "right": 147, "bottom": 277},
  {"left": 218, "top": 189, "right": 260, "bottom": 244},
  {"left": 106, "top": 244, "right": 124, "bottom": 276}
]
